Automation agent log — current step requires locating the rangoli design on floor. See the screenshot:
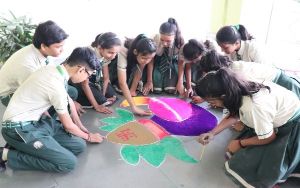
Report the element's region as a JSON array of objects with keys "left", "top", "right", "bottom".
[{"left": 99, "top": 97, "right": 217, "bottom": 167}]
